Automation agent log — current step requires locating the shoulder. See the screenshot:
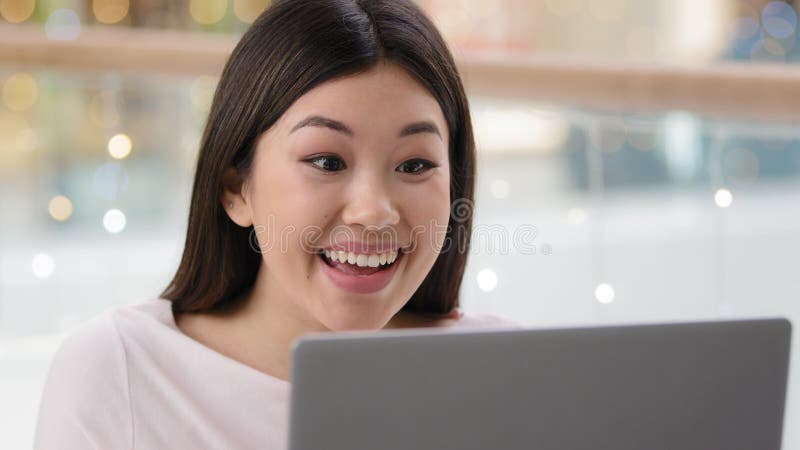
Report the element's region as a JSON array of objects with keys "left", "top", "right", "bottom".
[
  {"left": 40, "top": 308, "right": 129, "bottom": 392},
  {"left": 34, "top": 306, "right": 135, "bottom": 449},
  {"left": 57, "top": 307, "right": 126, "bottom": 358},
  {"left": 39, "top": 297, "right": 174, "bottom": 389}
]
